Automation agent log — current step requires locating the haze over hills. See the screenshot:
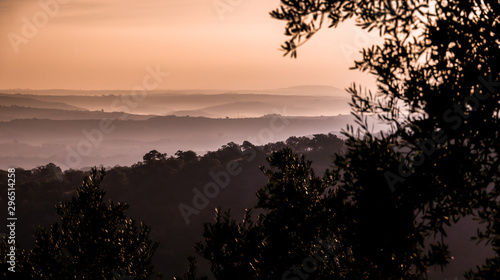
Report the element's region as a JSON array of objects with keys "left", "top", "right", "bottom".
[
  {"left": 0, "top": 85, "right": 346, "bottom": 97},
  {"left": 0, "top": 86, "right": 351, "bottom": 117},
  {"left": 0, "top": 94, "right": 86, "bottom": 111},
  {"left": 238, "top": 85, "right": 348, "bottom": 96},
  {"left": 0, "top": 115, "right": 369, "bottom": 170},
  {"left": 1, "top": 137, "right": 491, "bottom": 280},
  {"left": 0, "top": 106, "right": 156, "bottom": 122},
  {"left": 0, "top": 86, "right": 376, "bottom": 170},
  {"left": 0, "top": 86, "right": 489, "bottom": 280}
]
